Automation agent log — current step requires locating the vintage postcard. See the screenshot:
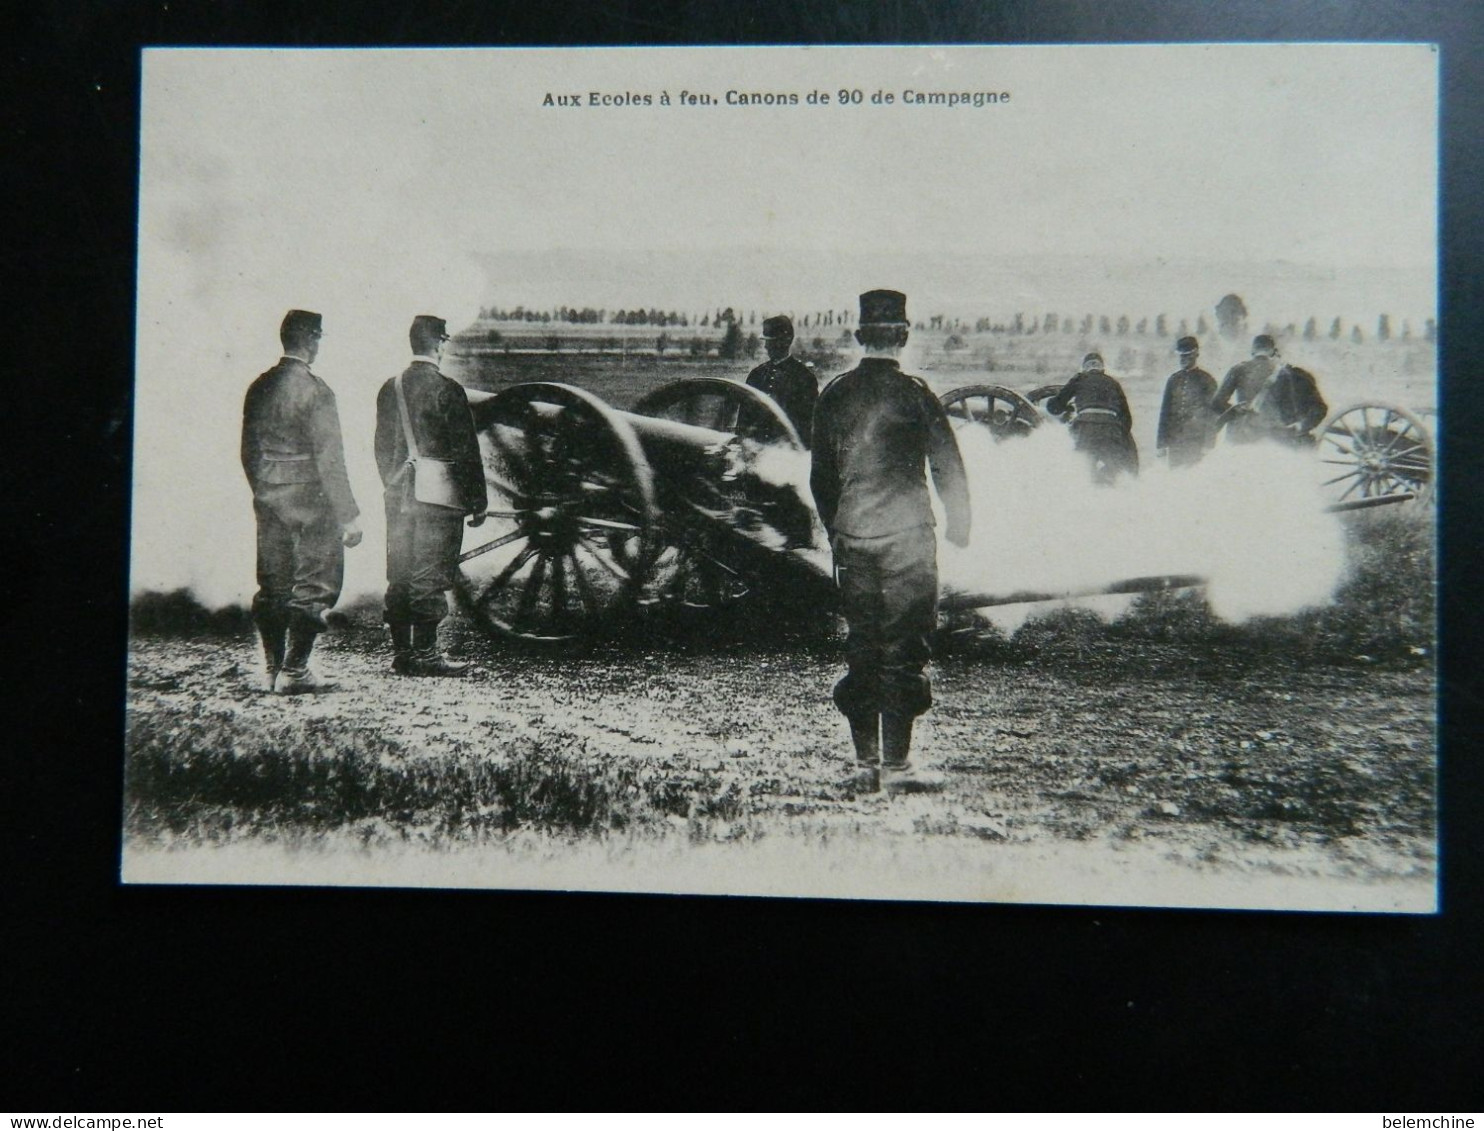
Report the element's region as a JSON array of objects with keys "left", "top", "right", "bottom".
[{"left": 124, "top": 44, "right": 1438, "bottom": 910}]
